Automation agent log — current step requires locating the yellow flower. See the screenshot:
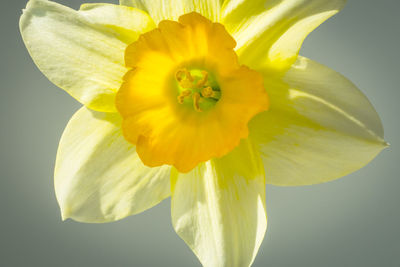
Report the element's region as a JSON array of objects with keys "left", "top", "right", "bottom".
[{"left": 19, "top": 0, "right": 387, "bottom": 266}]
